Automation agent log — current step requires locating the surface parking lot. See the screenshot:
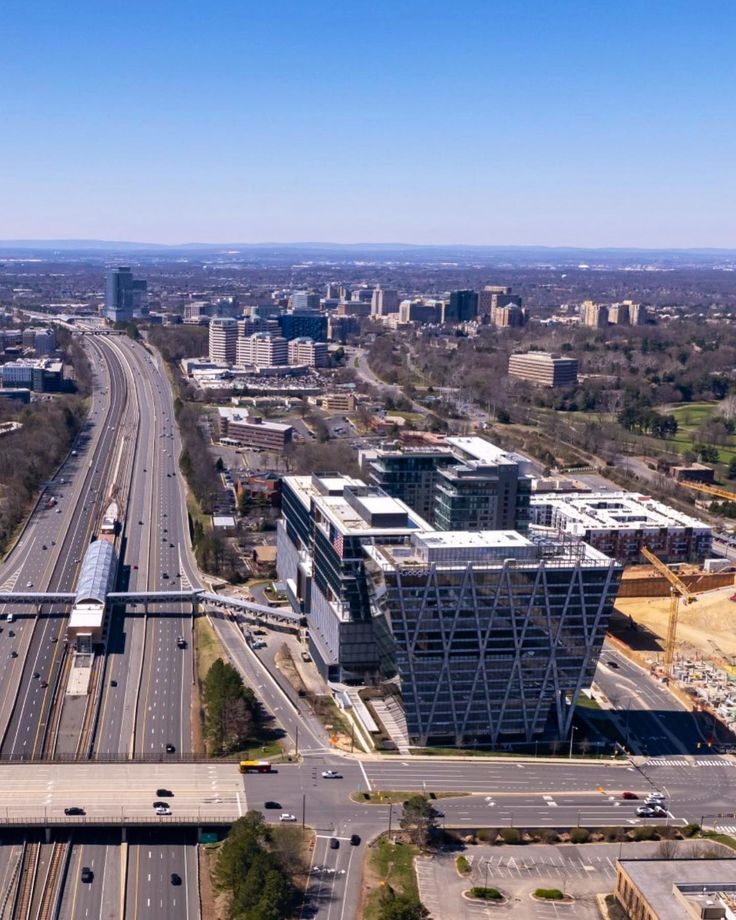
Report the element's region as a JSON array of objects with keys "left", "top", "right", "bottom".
[{"left": 415, "top": 840, "right": 713, "bottom": 918}]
